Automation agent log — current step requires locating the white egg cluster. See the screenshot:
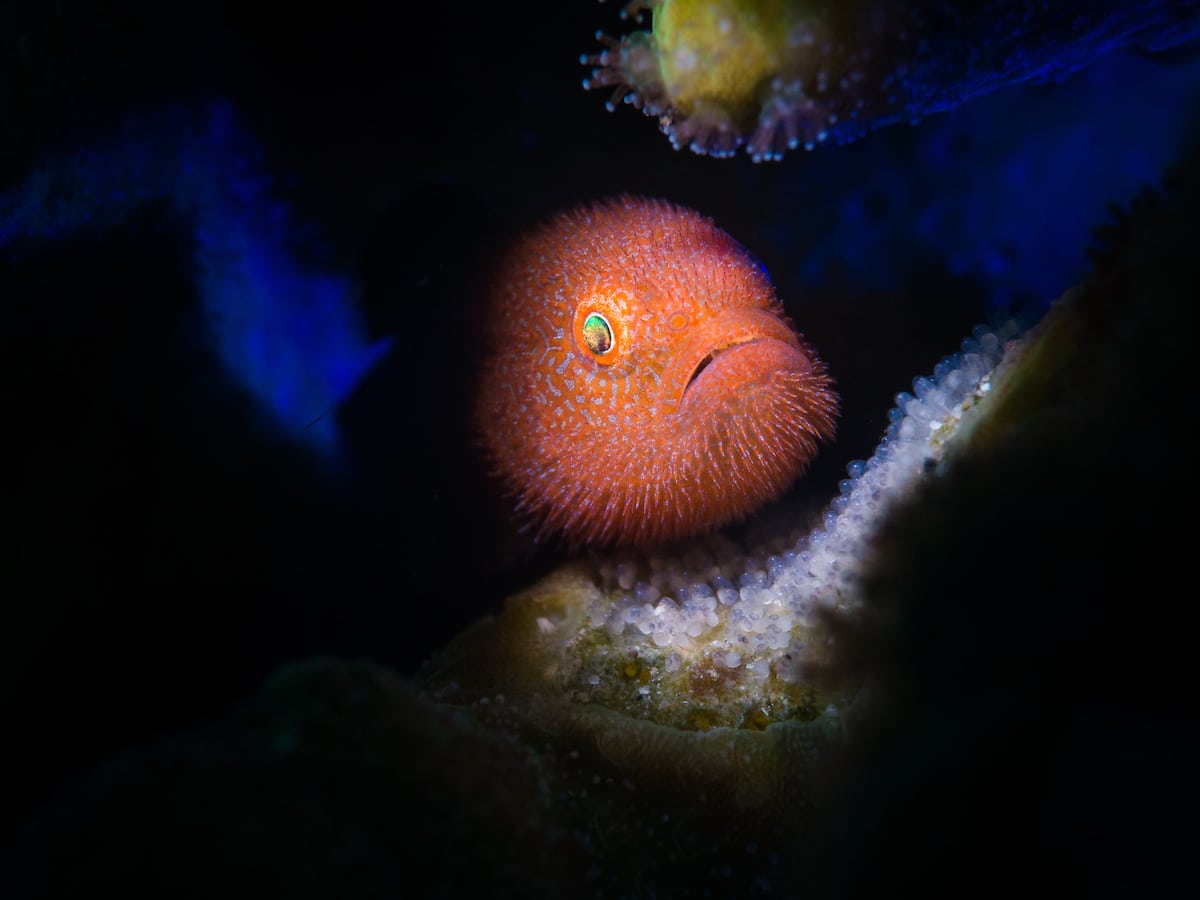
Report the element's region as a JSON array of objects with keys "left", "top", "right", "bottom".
[{"left": 580, "top": 325, "right": 1015, "bottom": 693}]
